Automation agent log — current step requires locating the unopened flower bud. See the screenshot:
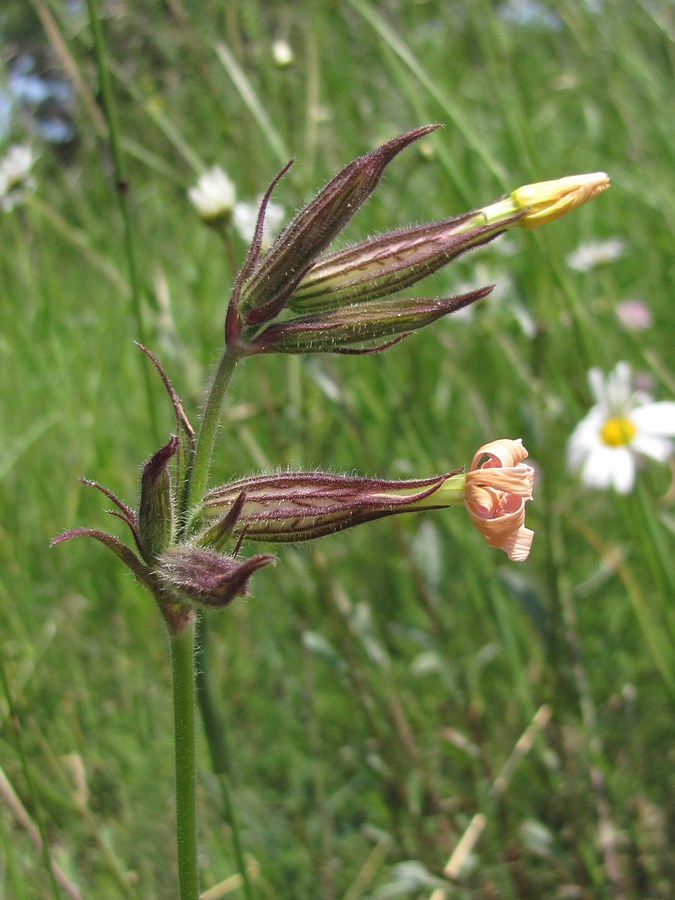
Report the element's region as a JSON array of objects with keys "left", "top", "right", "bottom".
[
  {"left": 288, "top": 213, "right": 519, "bottom": 314},
  {"left": 155, "top": 546, "right": 275, "bottom": 608},
  {"left": 272, "top": 38, "right": 293, "bottom": 68},
  {"left": 0, "top": 144, "right": 37, "bottom": 212},
  {"left": 247, "top": 287, "right": 492, "bottom": 355},
  {"left": 138, "top": 436, "right": 178, "bottom": 562},
  {"left": 235, "top": 125, "right": 439, "bottom": 326}
]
